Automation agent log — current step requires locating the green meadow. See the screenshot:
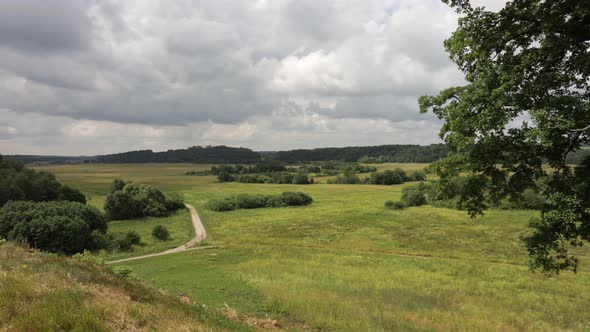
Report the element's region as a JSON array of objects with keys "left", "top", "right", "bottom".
[{"left": 33, "top": 163, "right": 590, "bottom": 331}]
